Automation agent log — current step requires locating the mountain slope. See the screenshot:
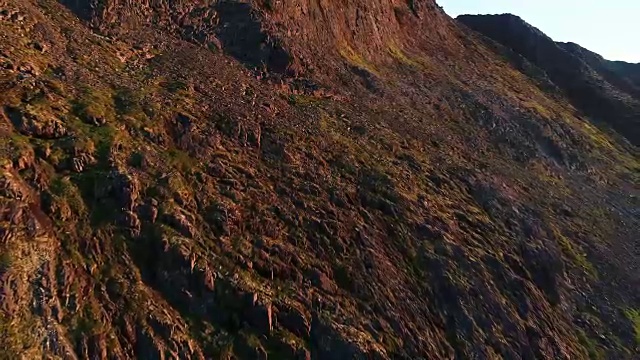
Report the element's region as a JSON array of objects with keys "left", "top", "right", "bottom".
[
  {"left": 457, "top": 13, "right": 640, "bottom": 146},
  {"left": 1, "top": 1, "right": 638, "bottom": 359}
]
